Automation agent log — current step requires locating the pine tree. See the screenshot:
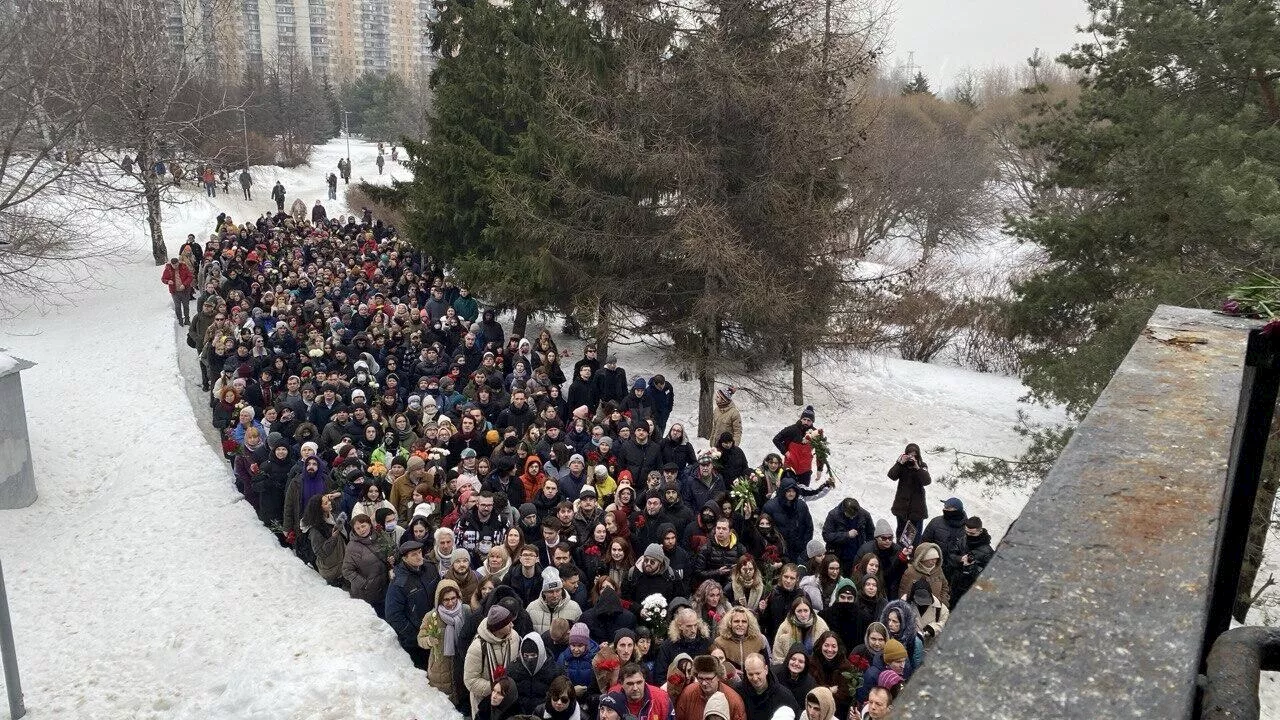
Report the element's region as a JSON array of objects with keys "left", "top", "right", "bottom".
[
  {"left": 902, "top": 70, "right": 932, "bottom": 96},
  {"left": 503, "top": 0, "right": 874, "bottom": 436},
  {"left": 1010, "top": 0, "right": 1280, "bottom": 415}
]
